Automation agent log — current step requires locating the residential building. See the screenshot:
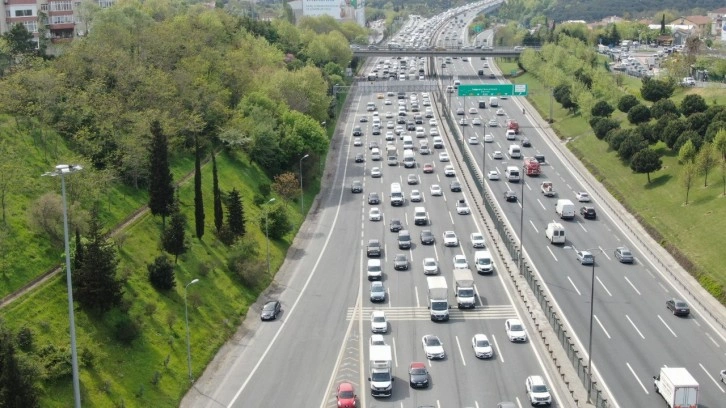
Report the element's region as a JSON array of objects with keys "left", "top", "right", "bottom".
[{"left": 668, "top": 16, "right": 712, "bottom": 37}]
